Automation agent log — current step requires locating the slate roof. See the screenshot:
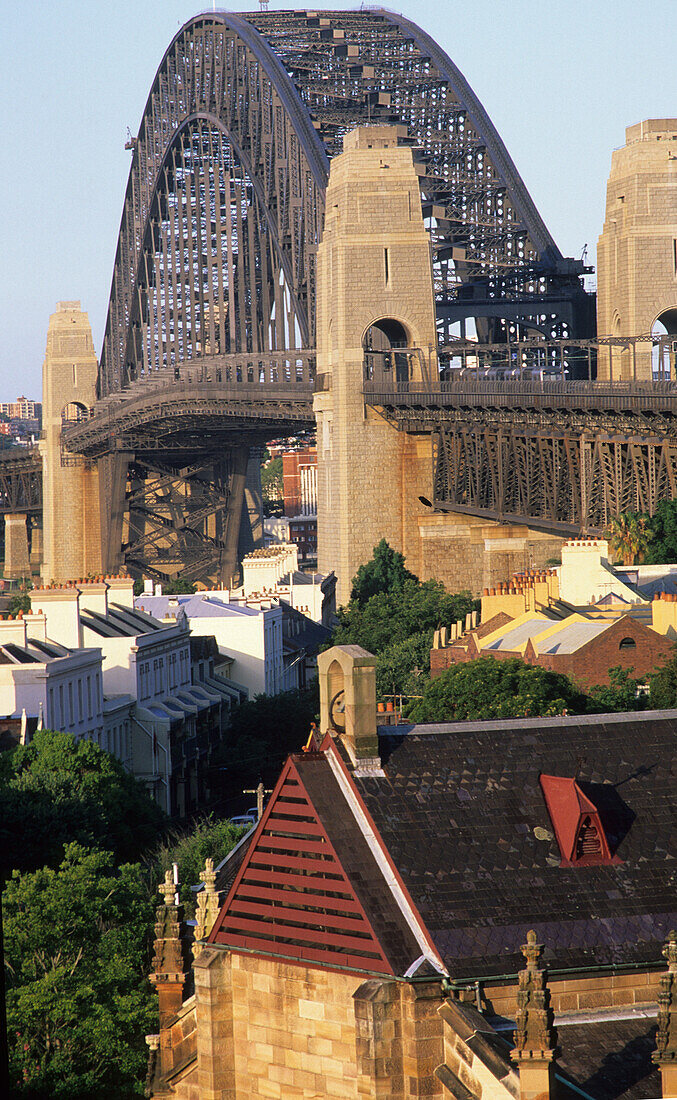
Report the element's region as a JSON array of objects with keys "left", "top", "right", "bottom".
[
  {"left": 348, "top": 710, "right": 677, "bottom": 978},
  {"left": 556, "top": 1016, "right": 660, "bottom": 1100}
]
